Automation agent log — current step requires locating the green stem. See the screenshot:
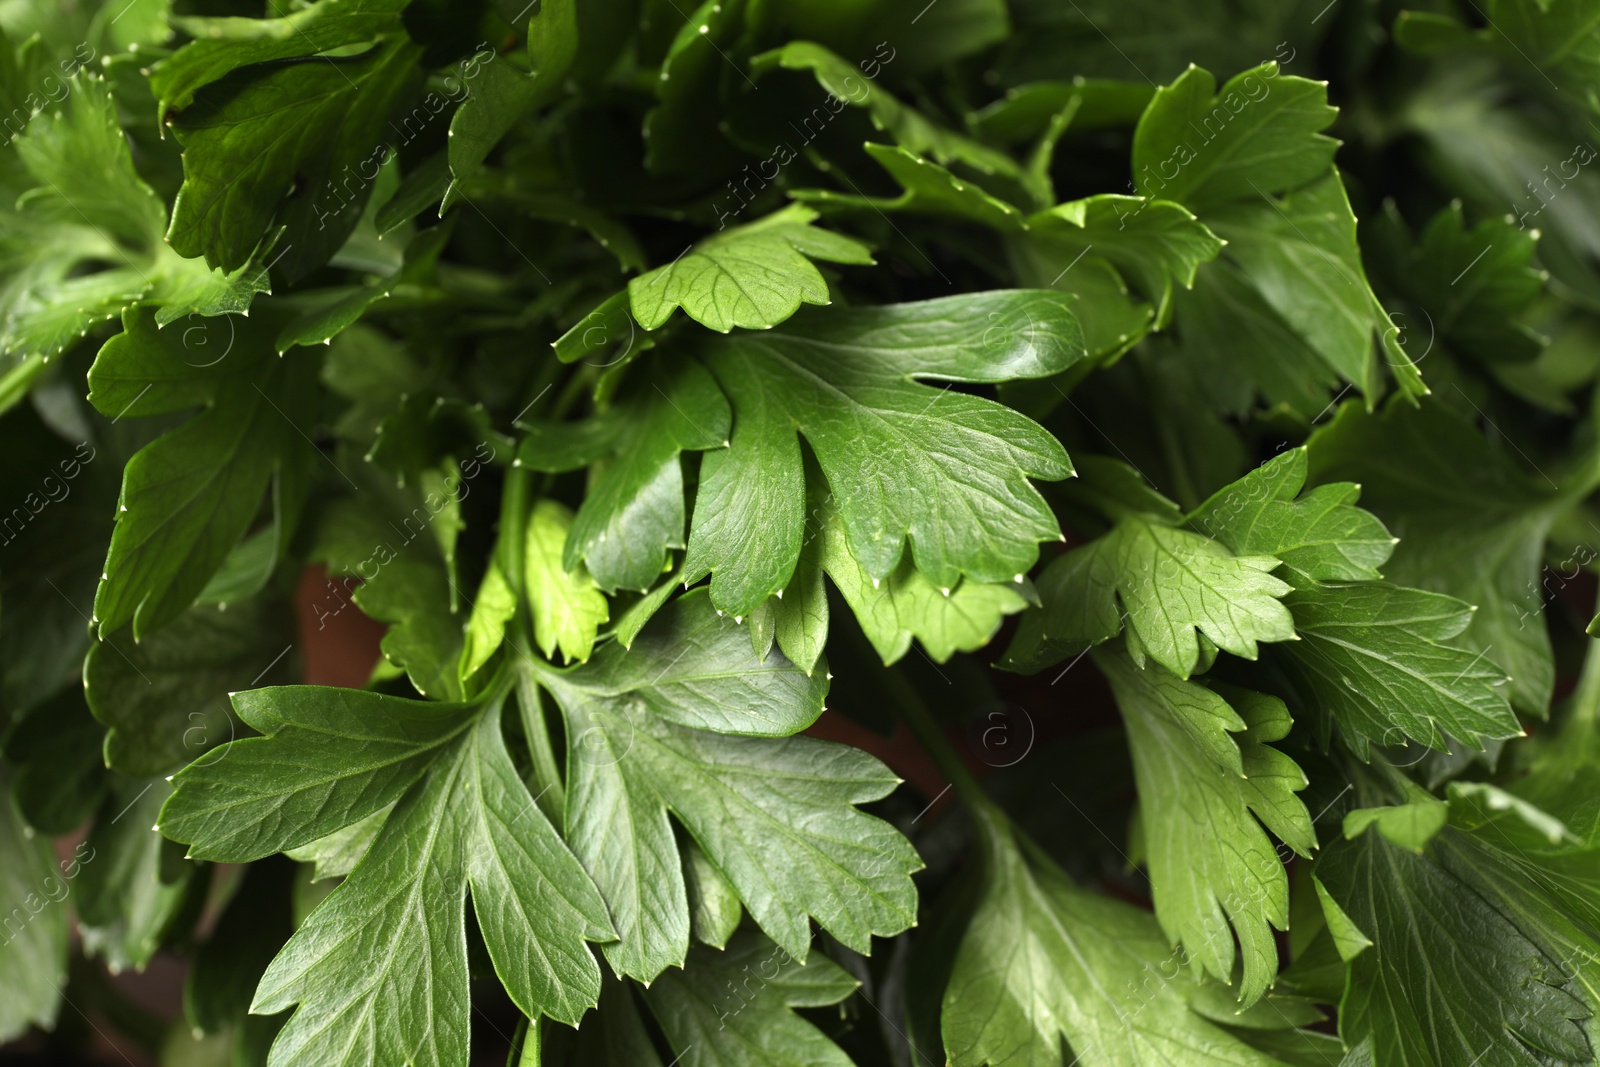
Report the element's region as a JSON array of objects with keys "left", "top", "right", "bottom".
[
  {"left": 515, "top": 658, "right": 565, "bottom": 824},
  {"left": 888, "top": 670, "right": 995, "bottom": 816},
  {"left": 499, "top": 464, "right": 532, "bottom": 594},
  {"left": 1570, "top": 634, "right": 1600, "bottom": 729}
]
